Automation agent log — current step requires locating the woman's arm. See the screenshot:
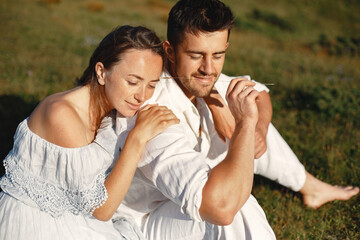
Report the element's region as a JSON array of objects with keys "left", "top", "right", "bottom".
[{"left": 92, "top": 105, "right": 179, "bottom": 221}]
